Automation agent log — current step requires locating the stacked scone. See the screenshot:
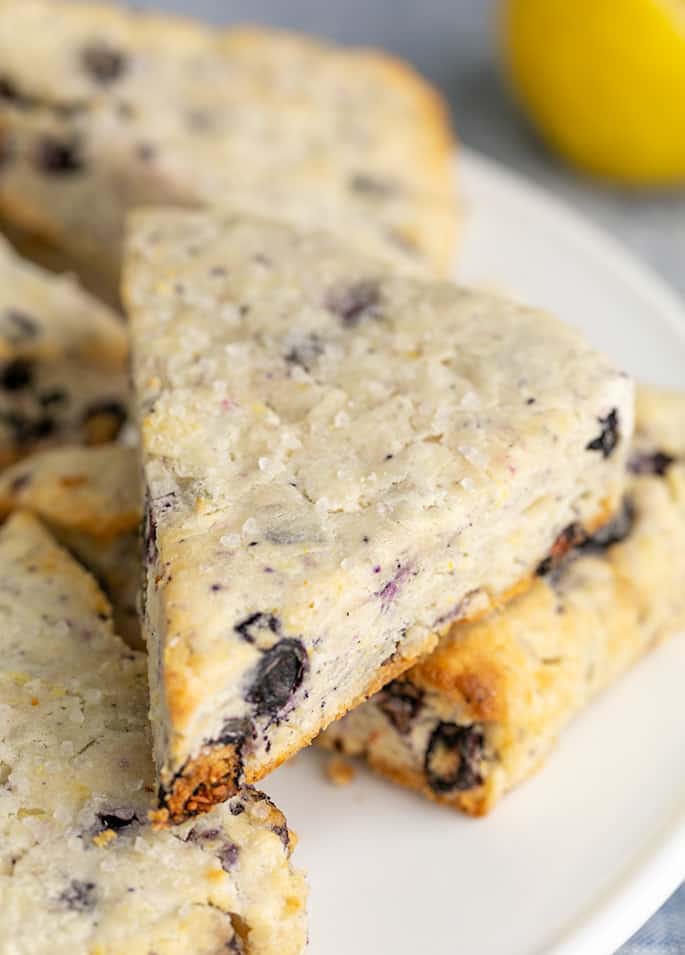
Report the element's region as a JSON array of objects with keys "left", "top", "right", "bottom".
[{"left": 0, "top": 3, "right": 682, "bottom": 954}]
